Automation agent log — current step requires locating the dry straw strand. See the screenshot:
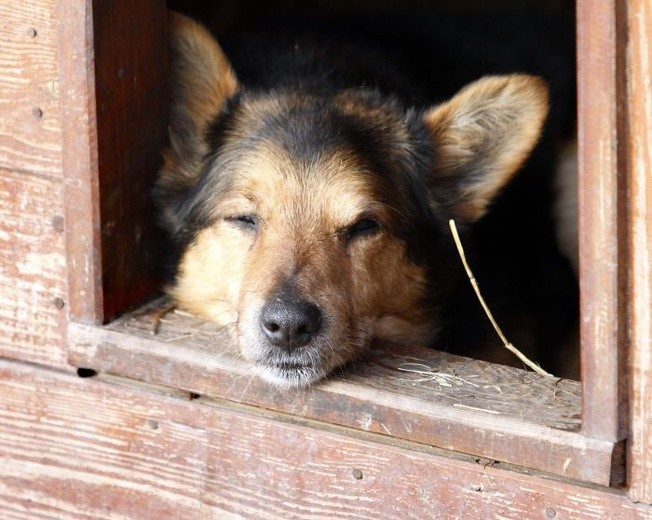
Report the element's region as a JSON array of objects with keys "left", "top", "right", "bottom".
[{"left": 448, "top": 219, "right": 553, "bottom": 377}]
